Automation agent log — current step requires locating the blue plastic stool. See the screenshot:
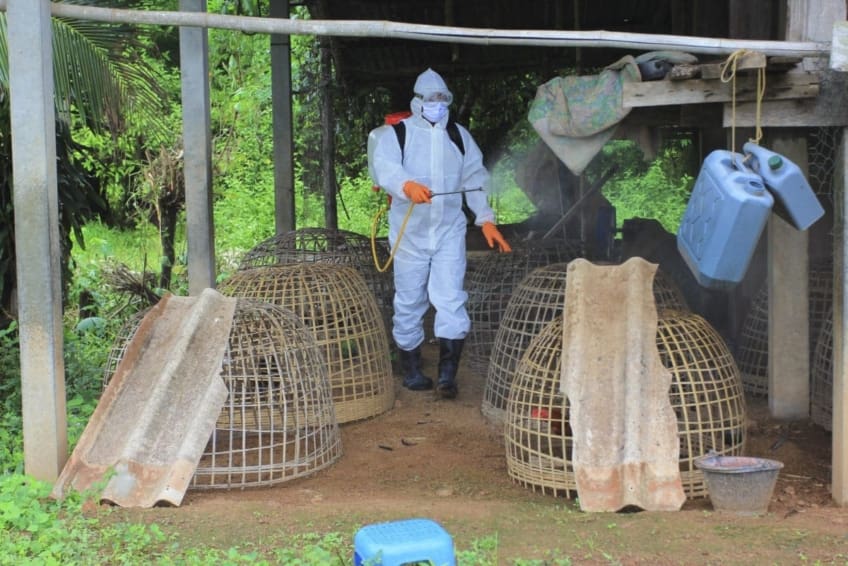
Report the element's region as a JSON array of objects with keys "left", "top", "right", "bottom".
[{"left": 353, "top": 518, "right": 456, "bottom": 566}]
